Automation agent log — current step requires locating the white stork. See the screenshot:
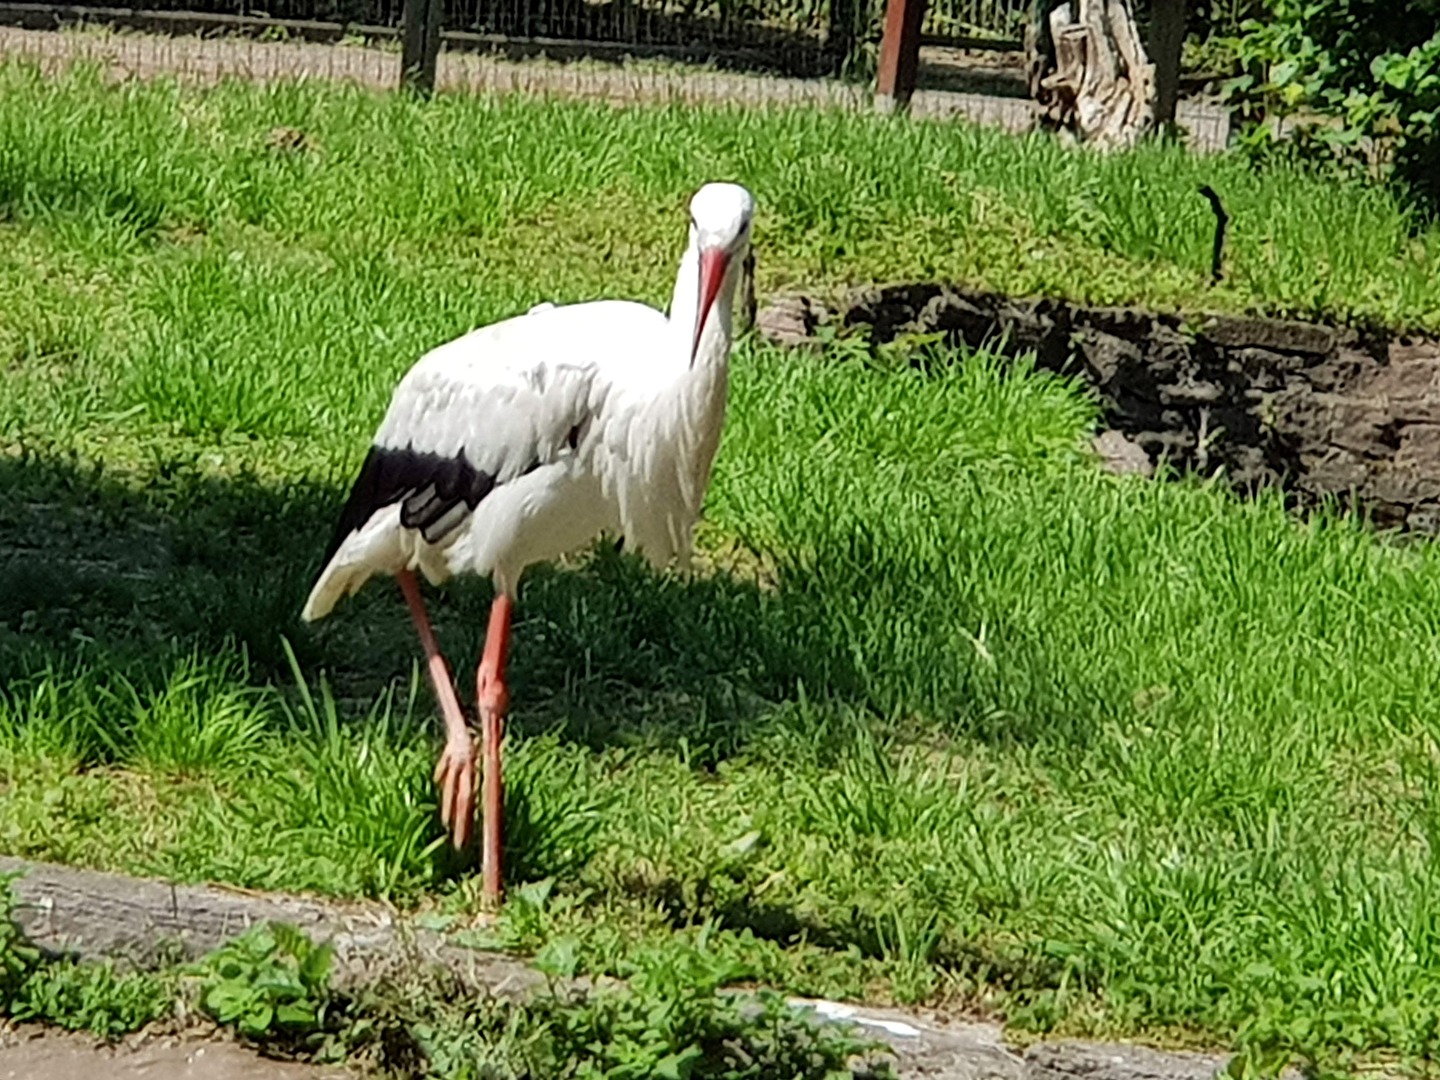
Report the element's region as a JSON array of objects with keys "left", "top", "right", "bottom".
[{"left": 301, "top": 182, "right": 756, "bottom": 906}]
